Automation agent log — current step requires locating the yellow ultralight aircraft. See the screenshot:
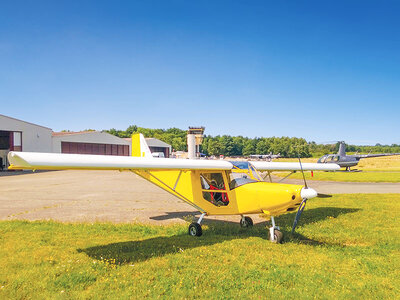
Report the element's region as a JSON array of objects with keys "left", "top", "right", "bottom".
[{"left": 8, "top": 134, "right": 339, "bottom": 243}]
